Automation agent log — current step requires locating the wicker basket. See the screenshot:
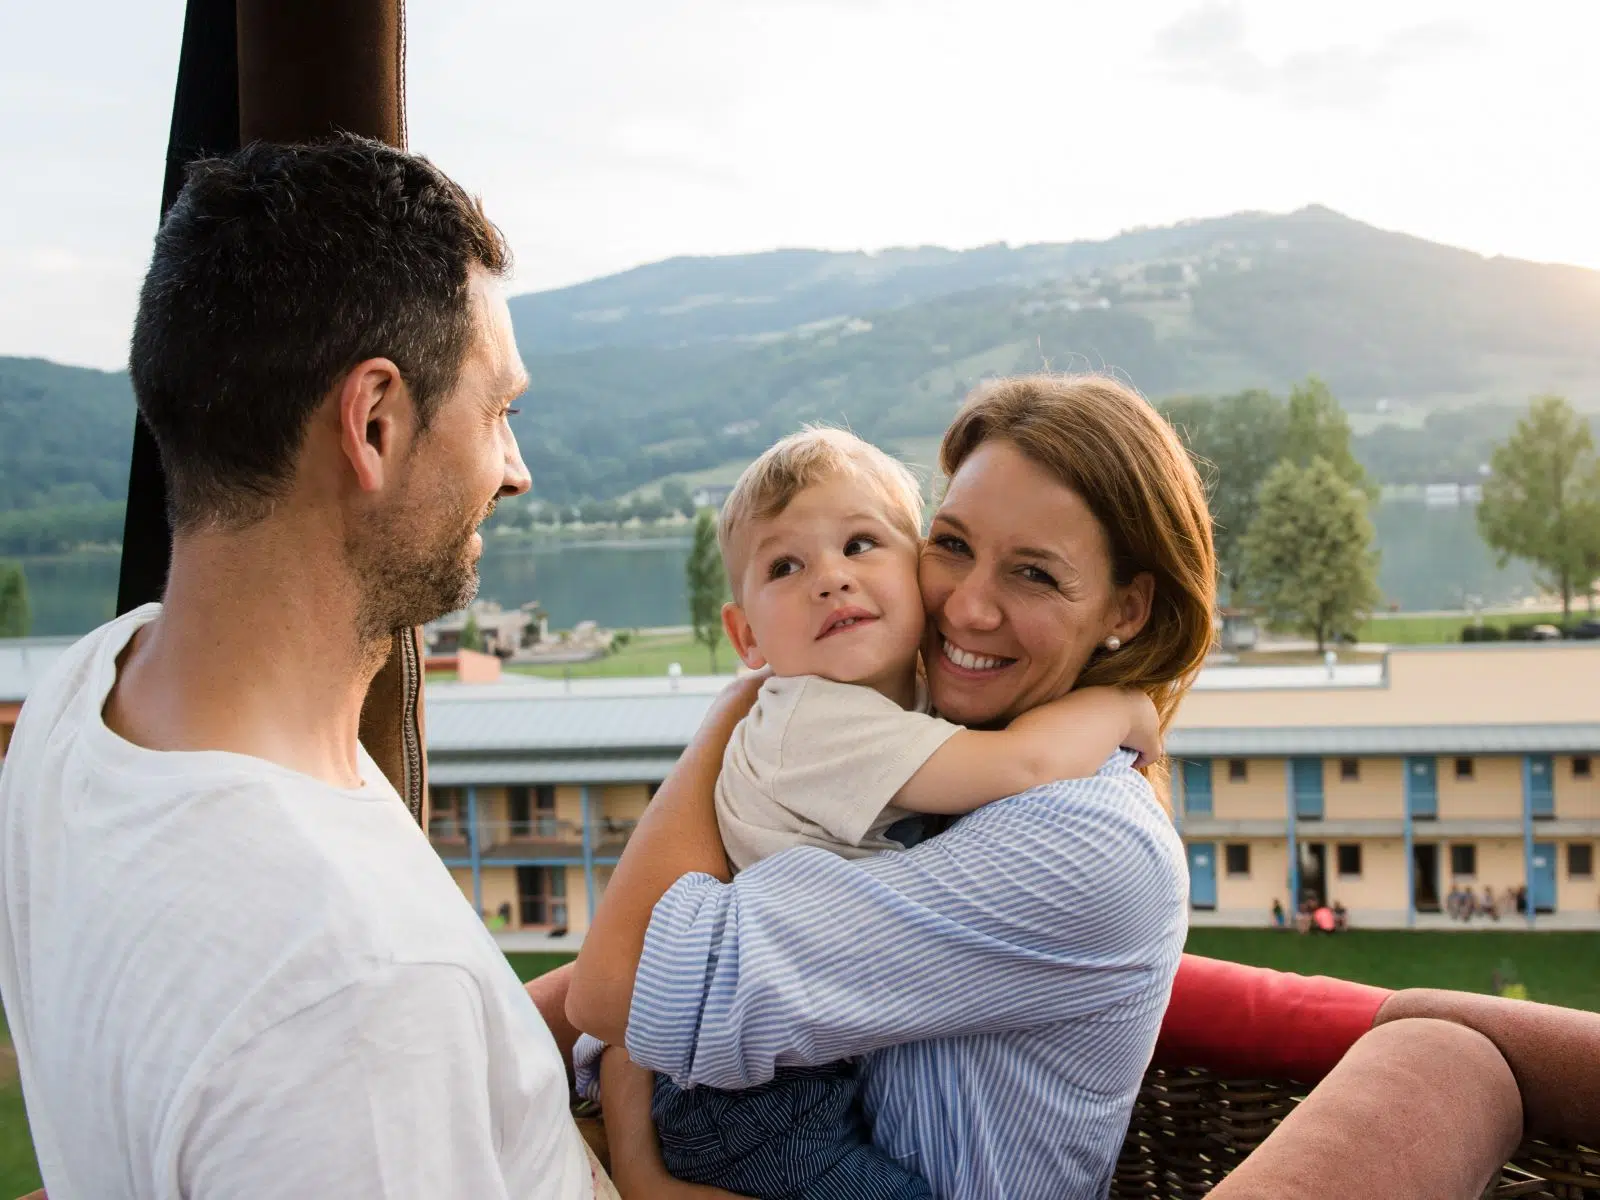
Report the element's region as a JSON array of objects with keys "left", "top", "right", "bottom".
[{"left": 1111, "top": 1067, "right": 1600, "bottom": 1199}]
